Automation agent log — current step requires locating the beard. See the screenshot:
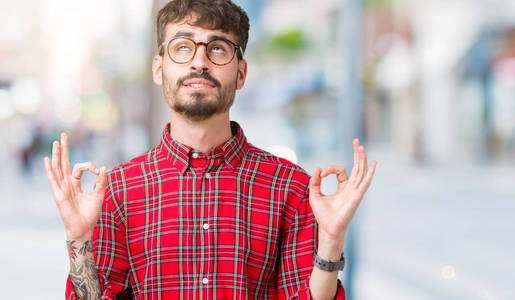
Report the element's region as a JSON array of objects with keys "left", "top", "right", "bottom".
[{"left": 163, "top": 71, "right": 237, "bottom": 122}]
